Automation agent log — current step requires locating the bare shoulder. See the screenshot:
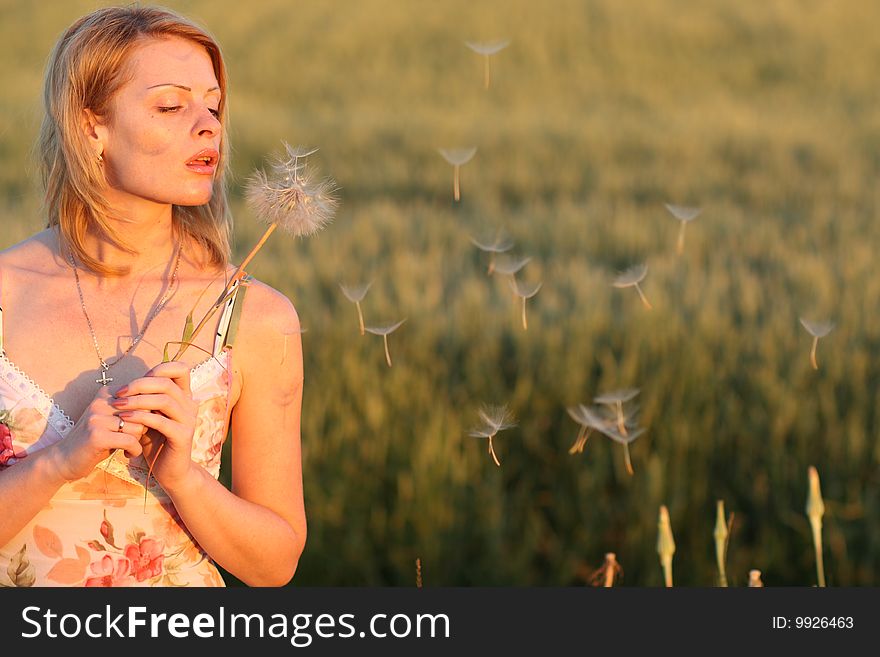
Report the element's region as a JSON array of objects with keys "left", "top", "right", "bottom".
[
  {"left": 0, "top": 230, "right": 58, "bottom": 272},
  {"left": 234, "top": 277, "right": 303, "bottom": 383},
  {"left": 238, "top": 277, "right": 302, "bottom": 336}
]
